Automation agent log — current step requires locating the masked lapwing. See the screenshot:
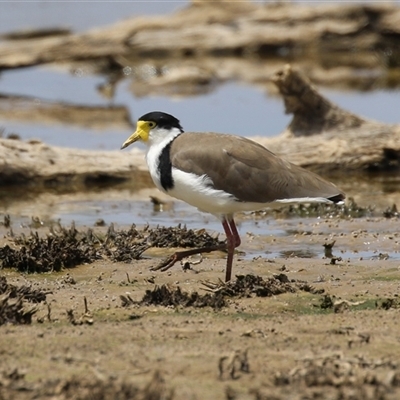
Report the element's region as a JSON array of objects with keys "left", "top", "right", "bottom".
[{"left": 121, "top": 111, "right": 345, "bottom": 282}]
